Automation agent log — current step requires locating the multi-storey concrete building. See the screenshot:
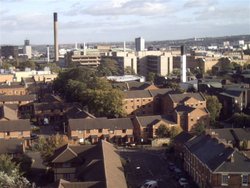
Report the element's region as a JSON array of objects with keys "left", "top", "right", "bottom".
[
  {"left": 1, "top": 45, "right": 18, "bottom": 59},
  {"left": 135, "top": 37, "right": 145, "bottom": 51}
]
